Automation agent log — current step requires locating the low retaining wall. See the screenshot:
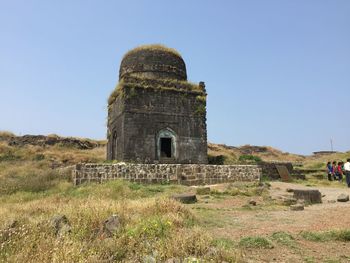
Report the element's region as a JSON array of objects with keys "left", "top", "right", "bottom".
[
  {"left": 259, "top": 162, "right": 294, "bottom": 179},
  {"left": 72, "top": 163, "right": 261, "bottom": 186}
]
